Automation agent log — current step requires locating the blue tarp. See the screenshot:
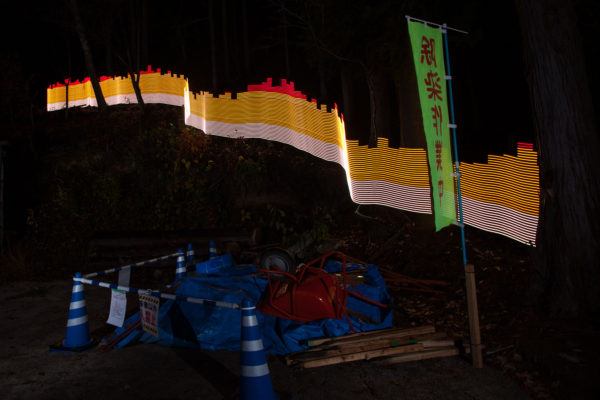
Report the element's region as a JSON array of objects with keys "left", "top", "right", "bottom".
[{"left": 111, "top": 255, "right": 393, "bottom": 355}]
